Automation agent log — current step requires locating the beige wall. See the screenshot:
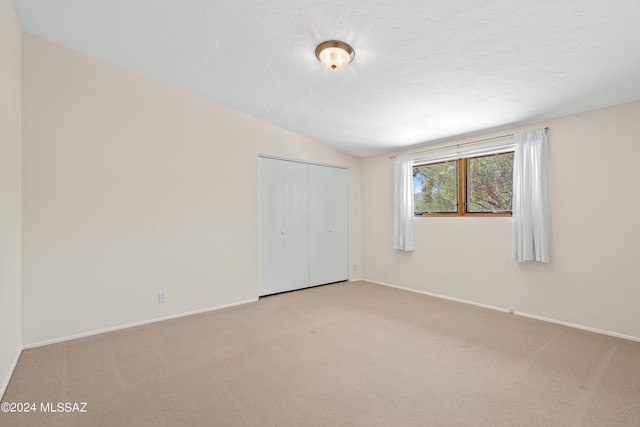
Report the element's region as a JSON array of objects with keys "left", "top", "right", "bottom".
[
  {"left": 361, "top": 100, "right": 640, "bottom": 340},
  {"left": 0, "top": 0, "right": 22, "bottom": 396},
  {"left": 21, "top": 34, "right": 362, "bottom": 346}
]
